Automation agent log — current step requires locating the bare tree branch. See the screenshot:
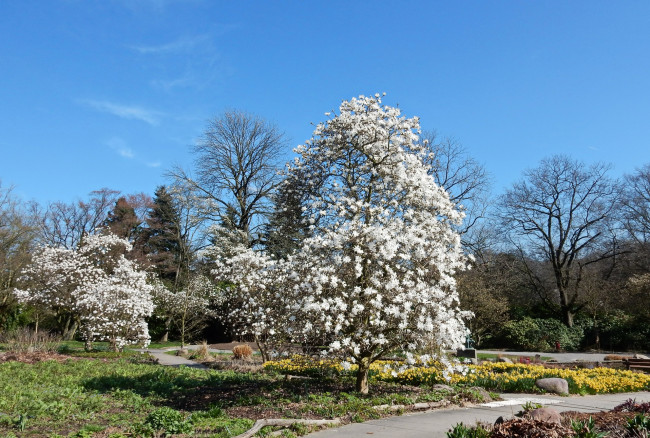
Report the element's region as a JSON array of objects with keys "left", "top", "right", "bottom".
[{"left": 168, "top": 110, "right": 287, "bottom": 243}]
